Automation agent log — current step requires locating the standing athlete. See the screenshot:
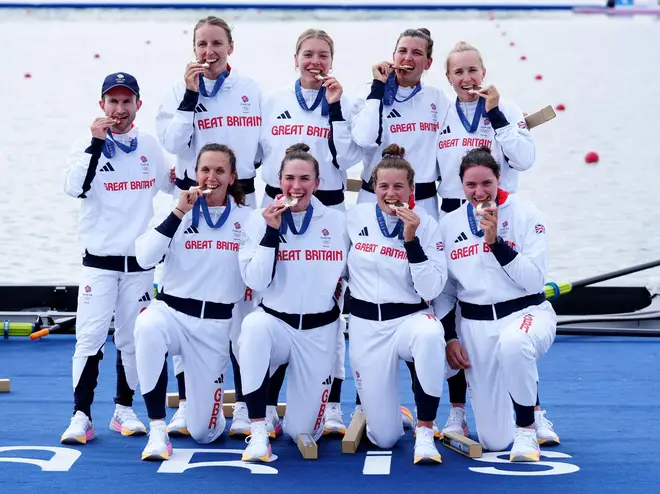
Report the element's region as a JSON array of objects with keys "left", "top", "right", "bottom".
[
  {"left": 156, "top": 16, "right": 261, "bottom": 435},
  {"left": 352, "top": 28, "right": 450, "bottom": 220},
  {"left": 434, "top": 147, "right": 556, "bottom": 462},
  {"left": 347, "top": 144, "right": 448, "bottom": 464},
  {"left": 237, "top": 144, "right": 349, "bottom": 462},
  {"left": 61, "top": 72, "right": 173, "bottom": 444},
  {"left": 134, "top": 144, "right": 252, "bottom": 461},
  {"left": 258, "top": 28, "right": 361, "bottom": 435},
  {"left": 436, "top": 42, "right": 558, "bottom": 446}
]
